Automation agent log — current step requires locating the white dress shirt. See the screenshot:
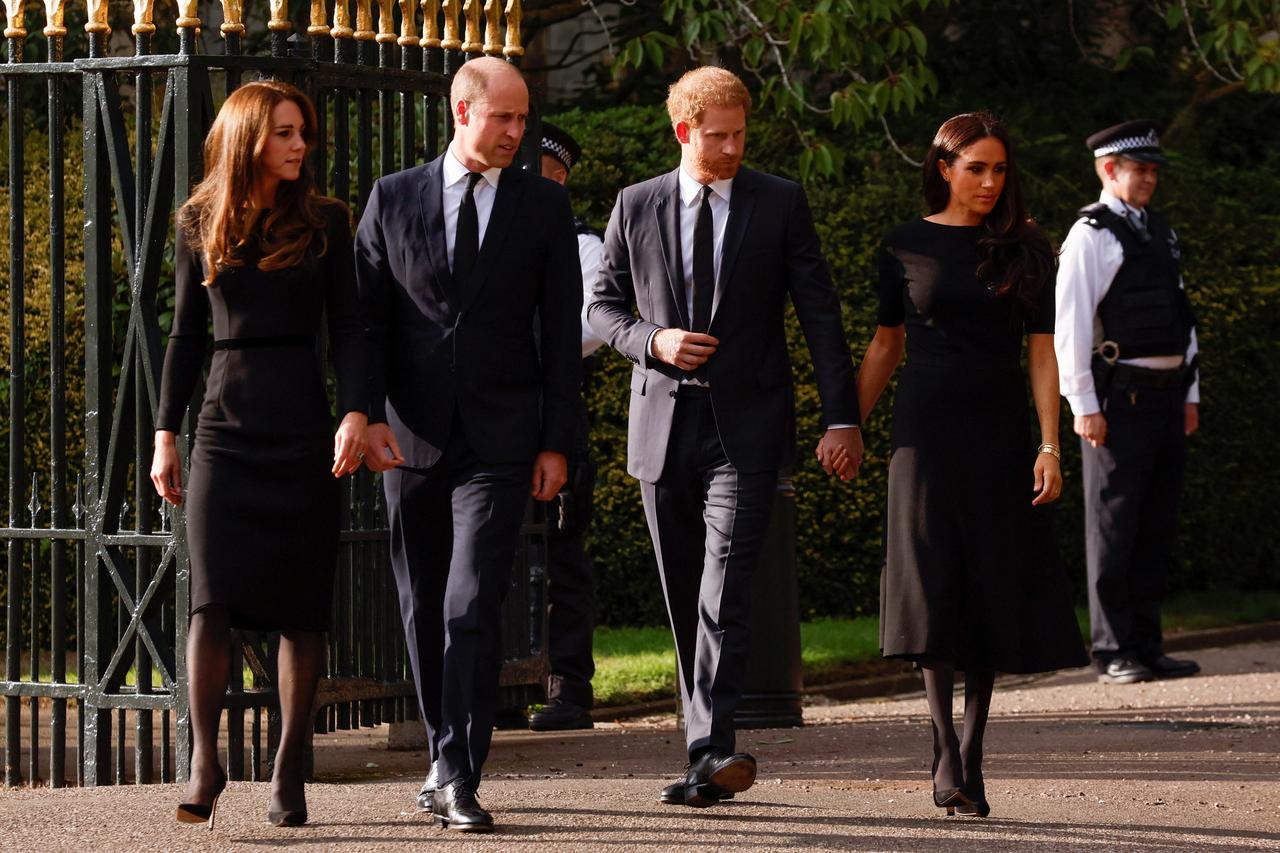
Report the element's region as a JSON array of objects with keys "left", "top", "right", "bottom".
[
  {"left": 578, "top": 232, "right": 606, "bottom": 358},
  {"left": 1054, "top": 190, "right": 1200, "bottom": 416},
  {"left": 677, "top": 167, "right": 733, "bottom": 322},
  {"left": 441, "top": 143, "right": 502, "bottom": 271}
]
